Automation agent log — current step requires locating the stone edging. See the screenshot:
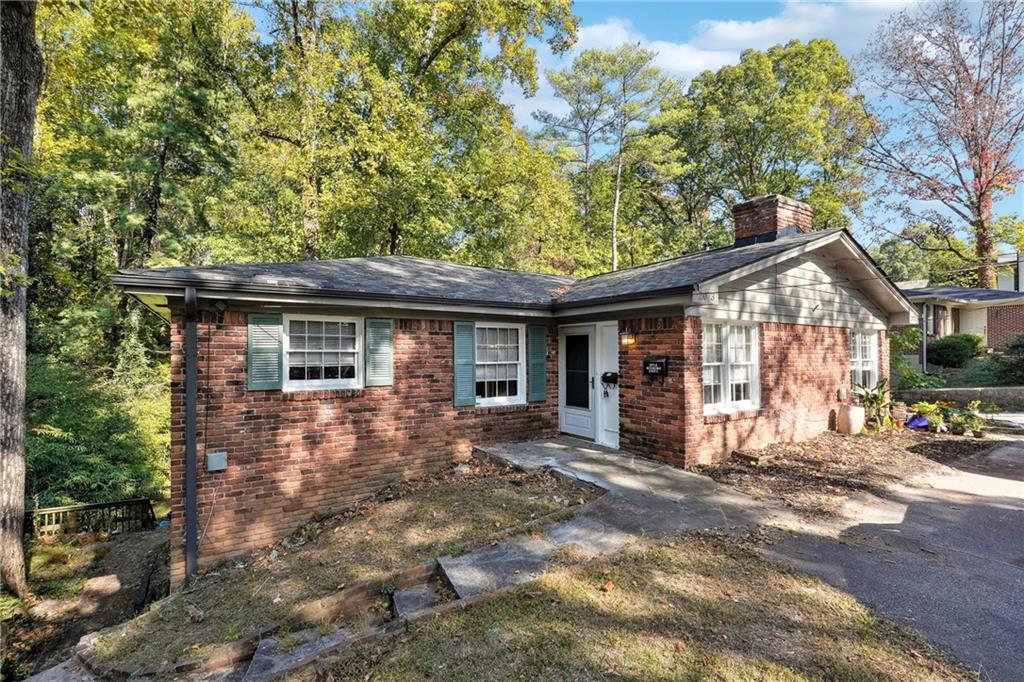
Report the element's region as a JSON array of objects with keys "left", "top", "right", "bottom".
[{"left": 74, "top": 559, "right": 437, "bottom": 680}]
